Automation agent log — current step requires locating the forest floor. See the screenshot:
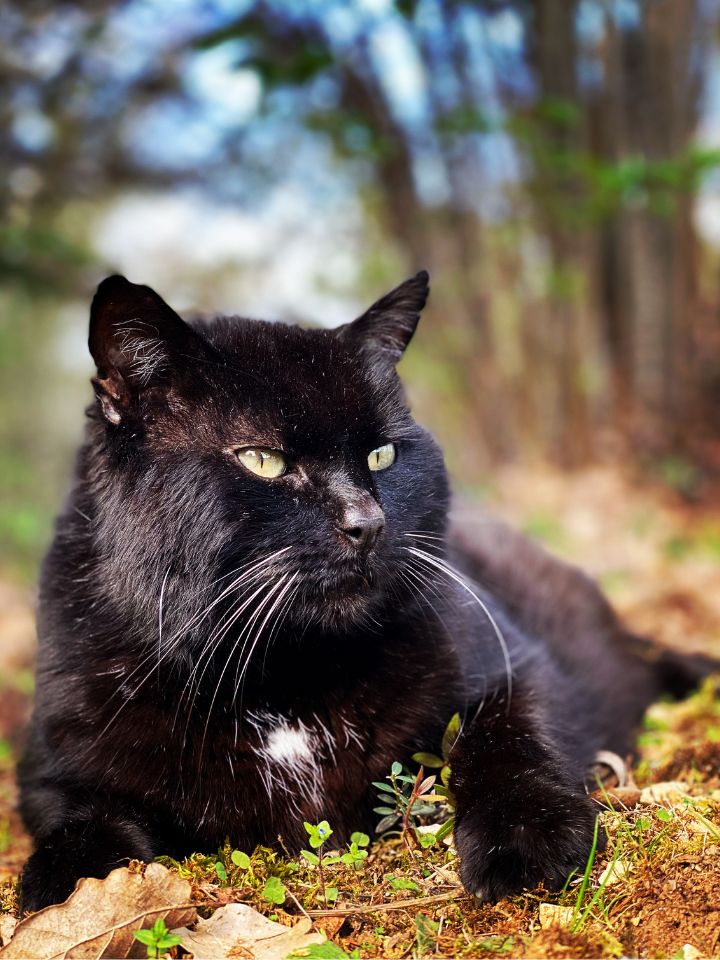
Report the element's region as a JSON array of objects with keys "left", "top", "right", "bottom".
[{"left": 1, "top": 466, "right": 720, "bottom": 958}]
